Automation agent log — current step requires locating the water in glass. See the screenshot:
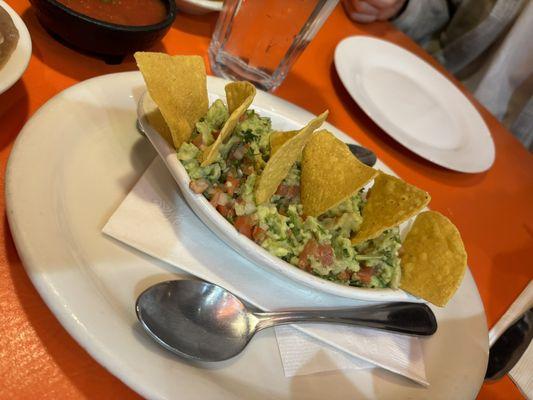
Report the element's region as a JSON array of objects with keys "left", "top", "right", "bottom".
[{"left": 209, "top": 0, "right": 338, "bottom": 91}]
